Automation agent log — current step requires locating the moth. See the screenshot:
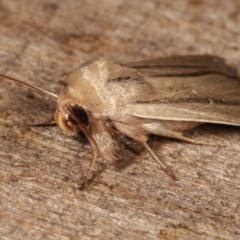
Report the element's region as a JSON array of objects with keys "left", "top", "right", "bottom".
[{"left": 1, "top": 55, "right": 240, "bottom": 188}]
